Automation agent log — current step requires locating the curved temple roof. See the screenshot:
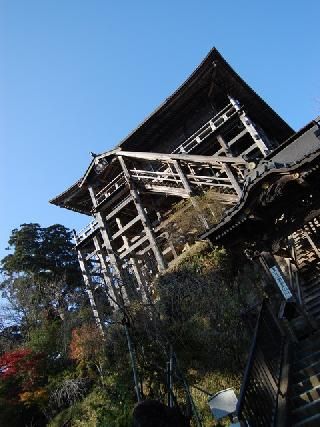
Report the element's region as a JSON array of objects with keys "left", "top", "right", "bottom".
[{"left": 50, "top": 47, "right": 294, "bottom": 214}]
